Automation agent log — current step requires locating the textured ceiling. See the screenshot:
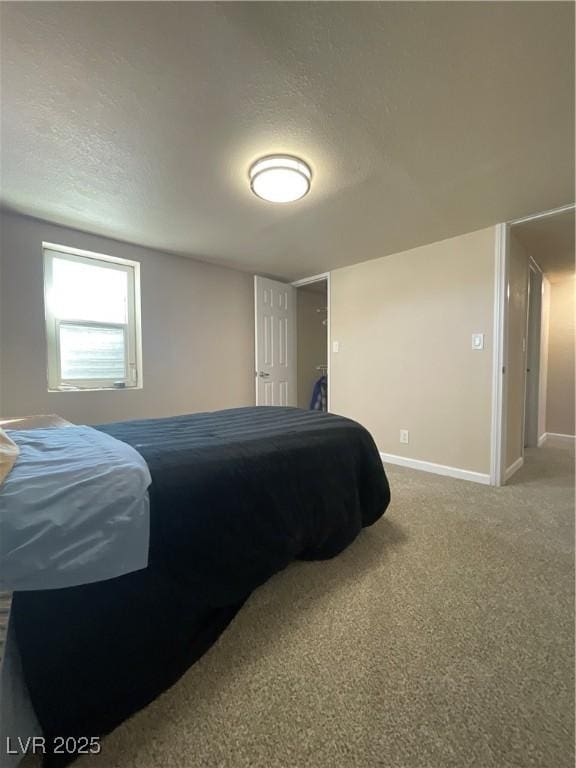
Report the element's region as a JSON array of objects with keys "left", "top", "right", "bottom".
[
  {"left": 513, "top": 208, "right": 575, "bottom": 282},
  {"left": 1, "top": 2, "right": 574, "bottom": 280}
]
